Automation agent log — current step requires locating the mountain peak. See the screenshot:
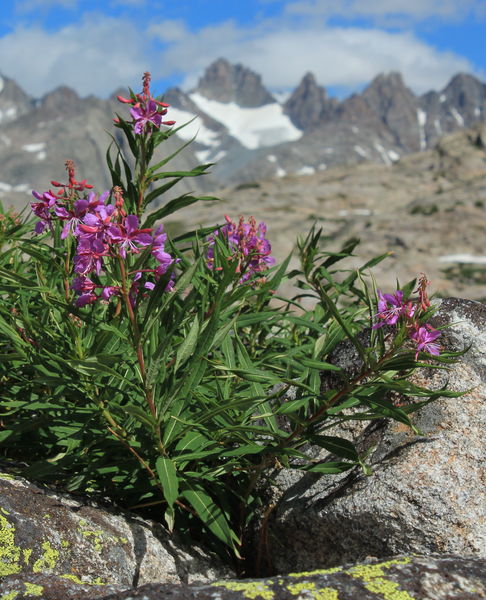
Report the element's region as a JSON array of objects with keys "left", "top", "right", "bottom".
[
  {"left": 284, "top": 72, "right": 335, "bottom": 130},
  {"left": 193, "top": 58, "right": 275, "bottom": 108}
]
